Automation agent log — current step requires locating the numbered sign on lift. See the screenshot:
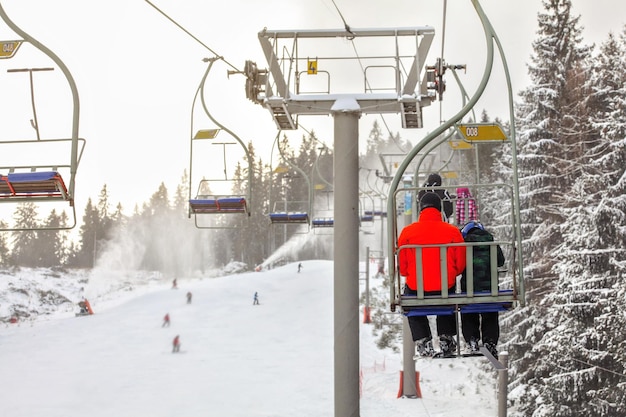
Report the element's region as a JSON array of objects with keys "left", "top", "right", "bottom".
[
  {"left": 1, "top": 40, "right": 22, "bottom": 59},
  {"left": 456, "top": 123, "right": 508, "bottom": 142}
]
